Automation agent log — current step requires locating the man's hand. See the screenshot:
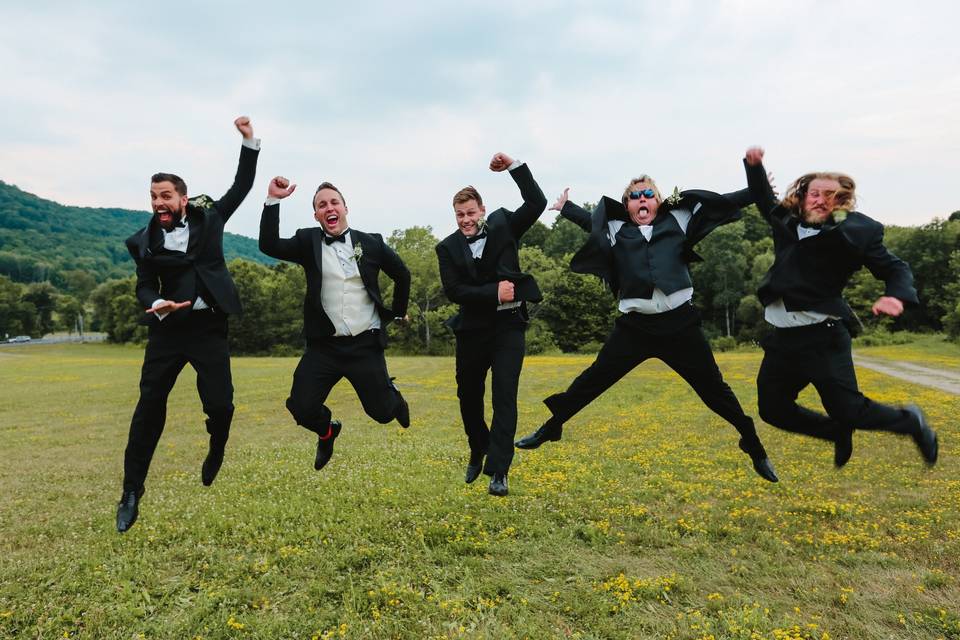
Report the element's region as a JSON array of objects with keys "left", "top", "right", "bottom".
[
  {"left": 550, "top": 188, "right": 570, "bottom": 212},
  {"left": 235, "top": 116, "right": 254, "bottom": 140},
  {"left": 268, "top": 176, "right": 297, "bottom": 199},
  {"left": 489, "top": 152, "right": 515, "bottom": 172},
  {"left": 147, "top": 300, "right": 192, "bottom": 315},
  {"left": 872, "top": 296, "right": 904, "bottom": 317},
  {"left": 498, "top": 280, "right": 515, "bottom": 303},
  {"left": 745, "top": 146, "right": 764, "bottom": 167}
]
